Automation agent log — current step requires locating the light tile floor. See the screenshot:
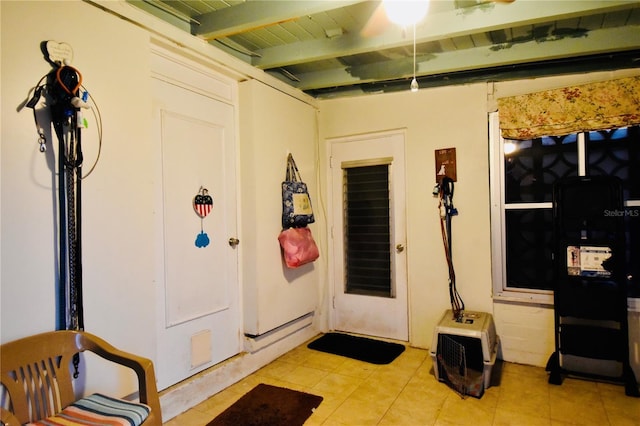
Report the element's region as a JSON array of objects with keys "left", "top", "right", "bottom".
[{"left": 164, "top": 339, "right": 640, "bottom": 426}]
